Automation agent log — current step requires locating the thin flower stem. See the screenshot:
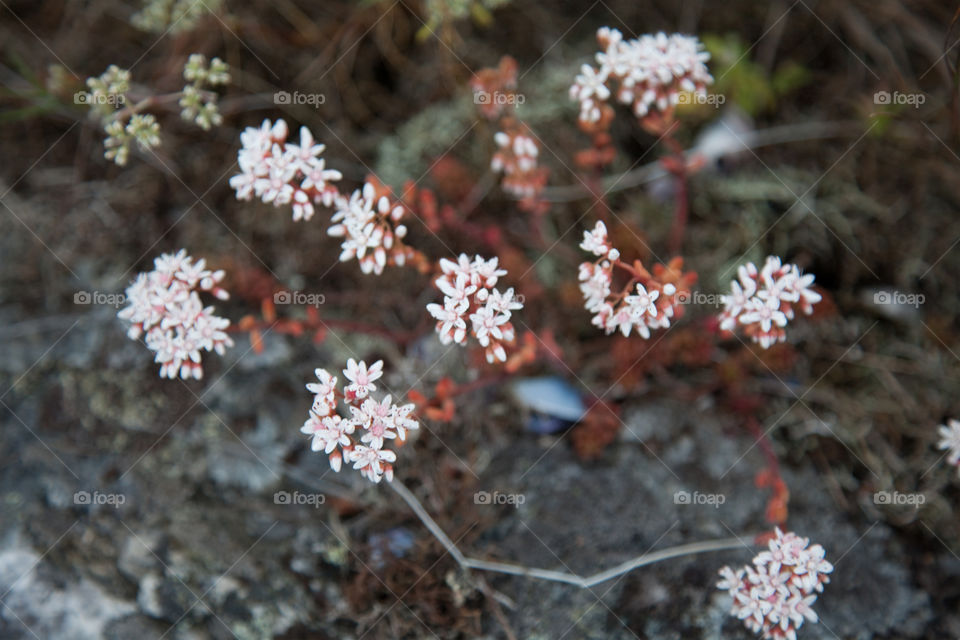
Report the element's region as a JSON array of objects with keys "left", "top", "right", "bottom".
[
  {"left": 611, "top": 258, "right": 641, "bottom": 278},
  {"left": 540, "top": 120, "right": 859, "bottom": 202},
  {"left": 663, "top": 131, "right": 689, "bottom": 255},
  {"left": 389, "top": 479, "right": 466, "bottom": 564},
  {"left": 389, "top": 479, "right": 755, "bottom": 588},
  {"left": 669, "top": 161, "right": 688, "bottom": 254},
  {"left": 108, "top": 91, "right": 187, "bottom": 122},
  {"left": 230, "top": 314, "right": 419, "bottom": 345}
]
